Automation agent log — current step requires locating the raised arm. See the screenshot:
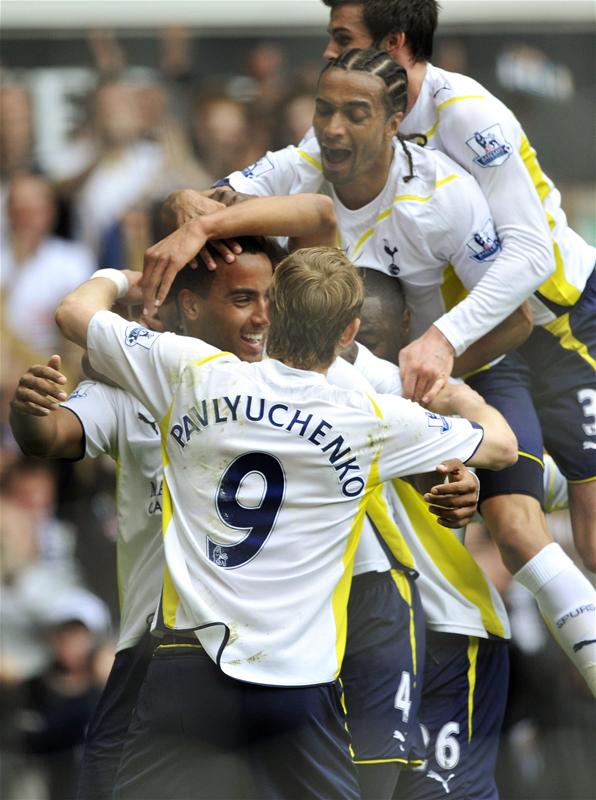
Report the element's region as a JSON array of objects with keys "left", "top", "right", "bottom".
[
  {"left": 55, "top": 269, "right": 141, "bottom": 349},
  {"left": 142, "top": 193, "right": 336, "bottom": 314}
]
